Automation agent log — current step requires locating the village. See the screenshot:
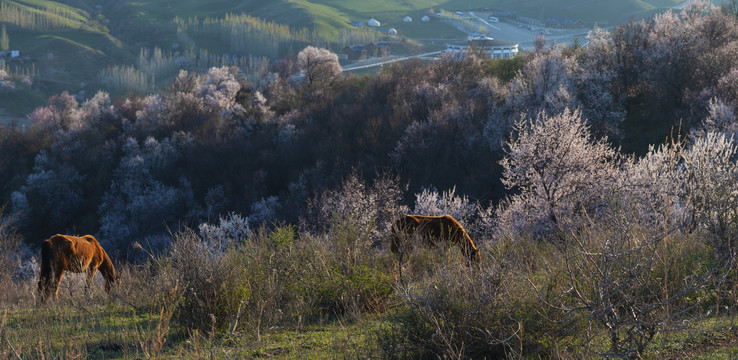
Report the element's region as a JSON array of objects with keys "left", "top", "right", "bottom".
[{"left": 339, "top": 8, "right": 590, "bottom": 71}]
